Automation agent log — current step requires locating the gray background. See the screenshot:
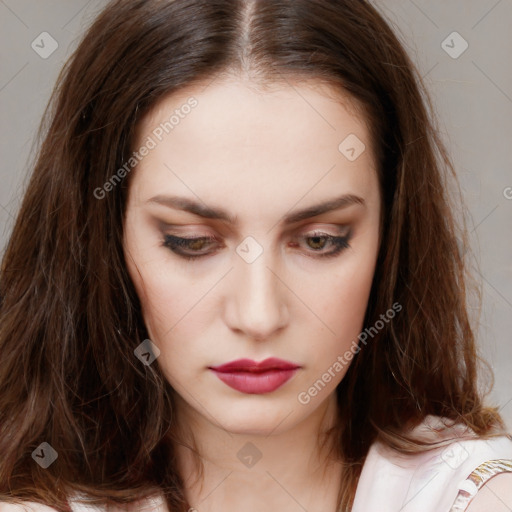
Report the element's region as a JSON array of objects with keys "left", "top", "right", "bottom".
[{"left": 1, "top": 1, "right": 511, "bottom": 429}]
